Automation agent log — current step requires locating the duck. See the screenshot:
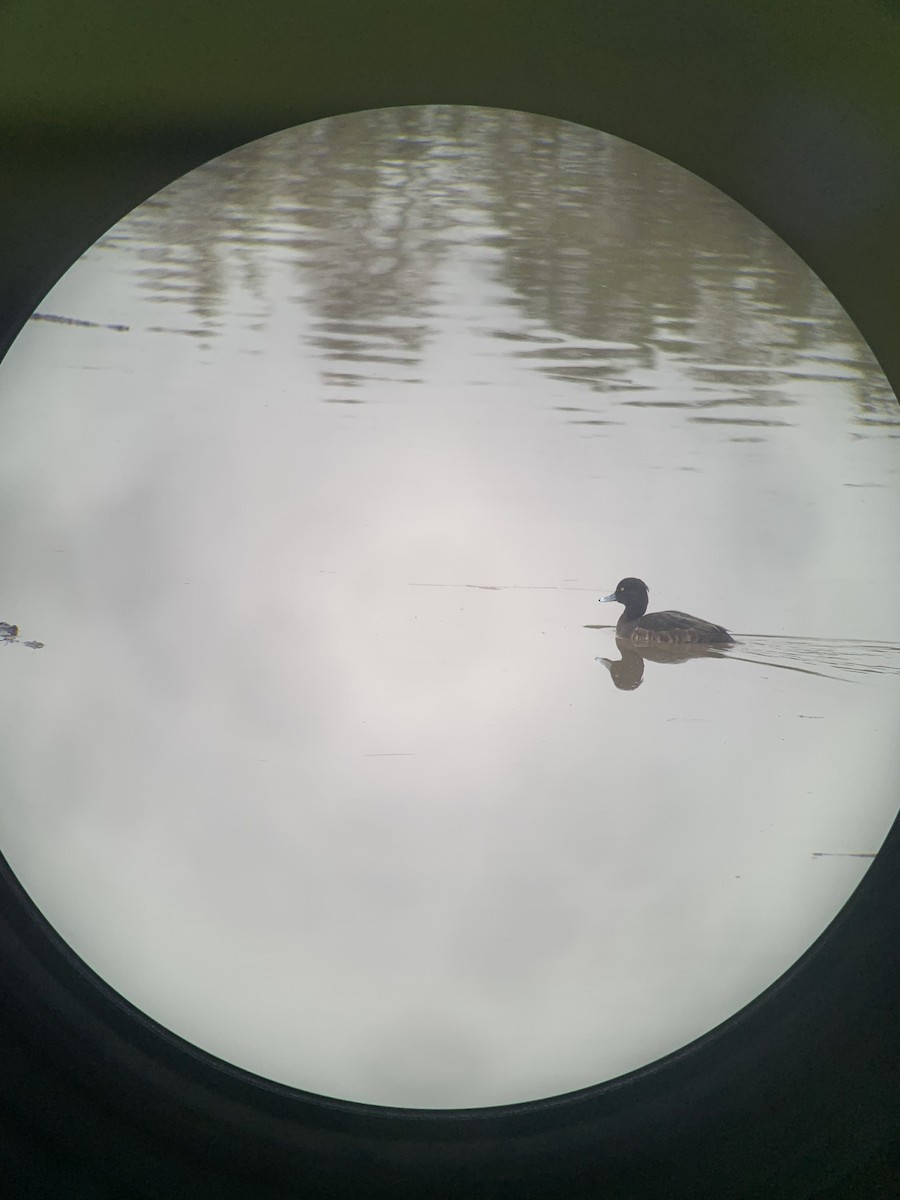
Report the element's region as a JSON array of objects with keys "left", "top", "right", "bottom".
[{"left": 599, "top": 578, "right": 733, "bottom": 646}]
